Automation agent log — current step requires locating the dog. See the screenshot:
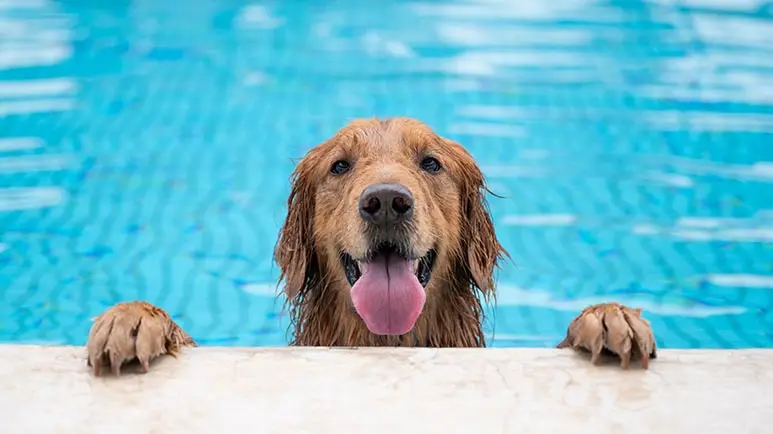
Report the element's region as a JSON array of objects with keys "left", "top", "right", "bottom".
[{"left": 85, "top": 118, "right": 657, "bottom": 376}]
